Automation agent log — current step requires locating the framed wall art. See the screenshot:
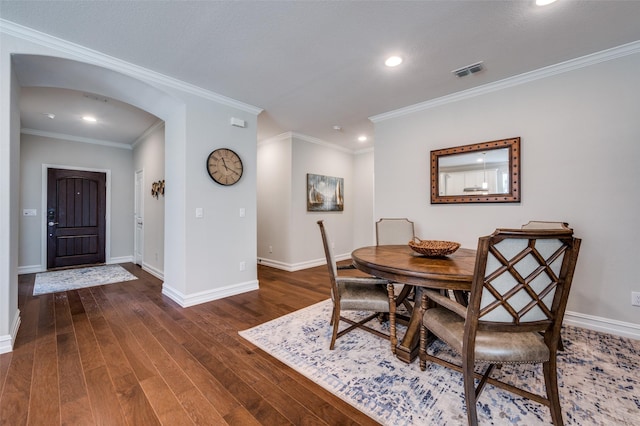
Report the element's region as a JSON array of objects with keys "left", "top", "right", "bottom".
[{"left": 307, "top": 173, "right": 344, "bottom": 212}]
